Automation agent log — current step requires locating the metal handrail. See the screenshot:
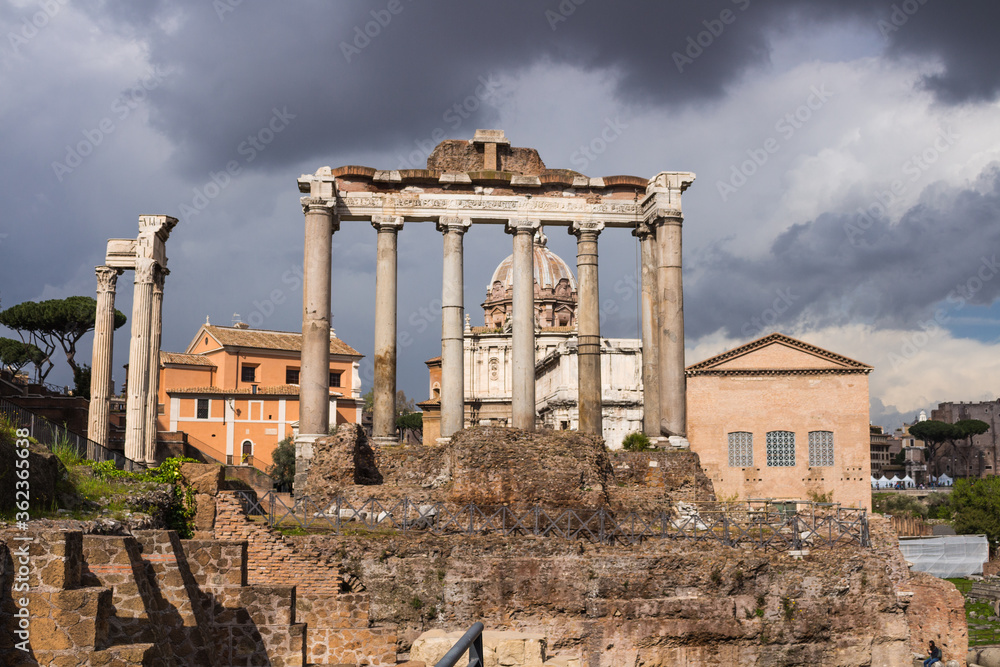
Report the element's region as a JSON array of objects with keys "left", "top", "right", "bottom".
[
  {"left": 0, "top": 396, "right": 144, "bottom": 471},
  {"left": 435, "top": 622, "right": 484, "bottom": 667}
]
